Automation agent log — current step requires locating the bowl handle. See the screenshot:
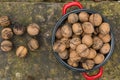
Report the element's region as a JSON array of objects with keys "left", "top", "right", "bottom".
[
  {"left": 82, "top": 67, "right": 103, "bottom": 80},
  {"left": 62, "top": 0, "right": 83, "bottom": 15}
]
